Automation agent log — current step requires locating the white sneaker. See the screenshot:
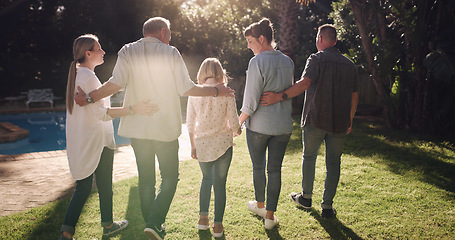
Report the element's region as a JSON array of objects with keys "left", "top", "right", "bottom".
[
  {"left": 212, "top": 223, "right": 224, "bottom": 238},
  {"left": 247, "top": 201, "right": 267, "bottom": 218},
  {"left": 197, "top": 216, "right": 210, "bottom": 230},
  {"left": 197, "top": 224, "right": 210, "bottom": 230},
  {"left": 264, "top": 216, "right": 279, "bottom": 230}
]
